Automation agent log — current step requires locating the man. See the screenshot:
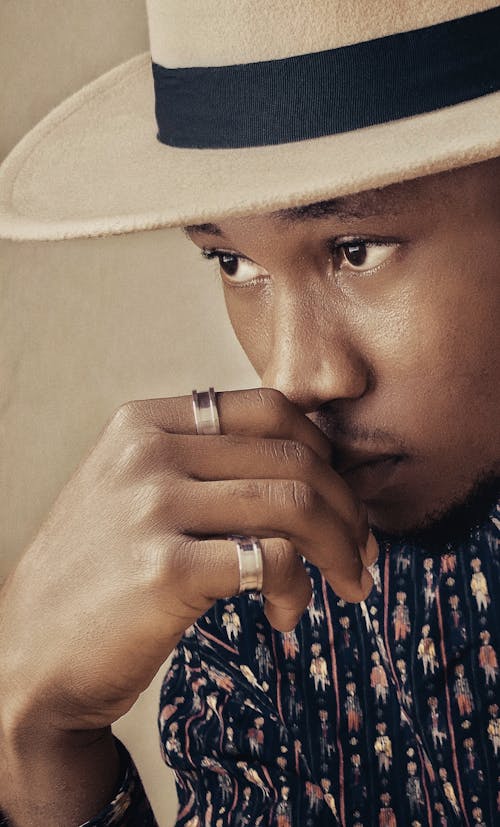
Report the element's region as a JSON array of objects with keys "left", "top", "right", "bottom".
[{"left": 0, "top": 2, "right": 499, "bottom": 826}]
